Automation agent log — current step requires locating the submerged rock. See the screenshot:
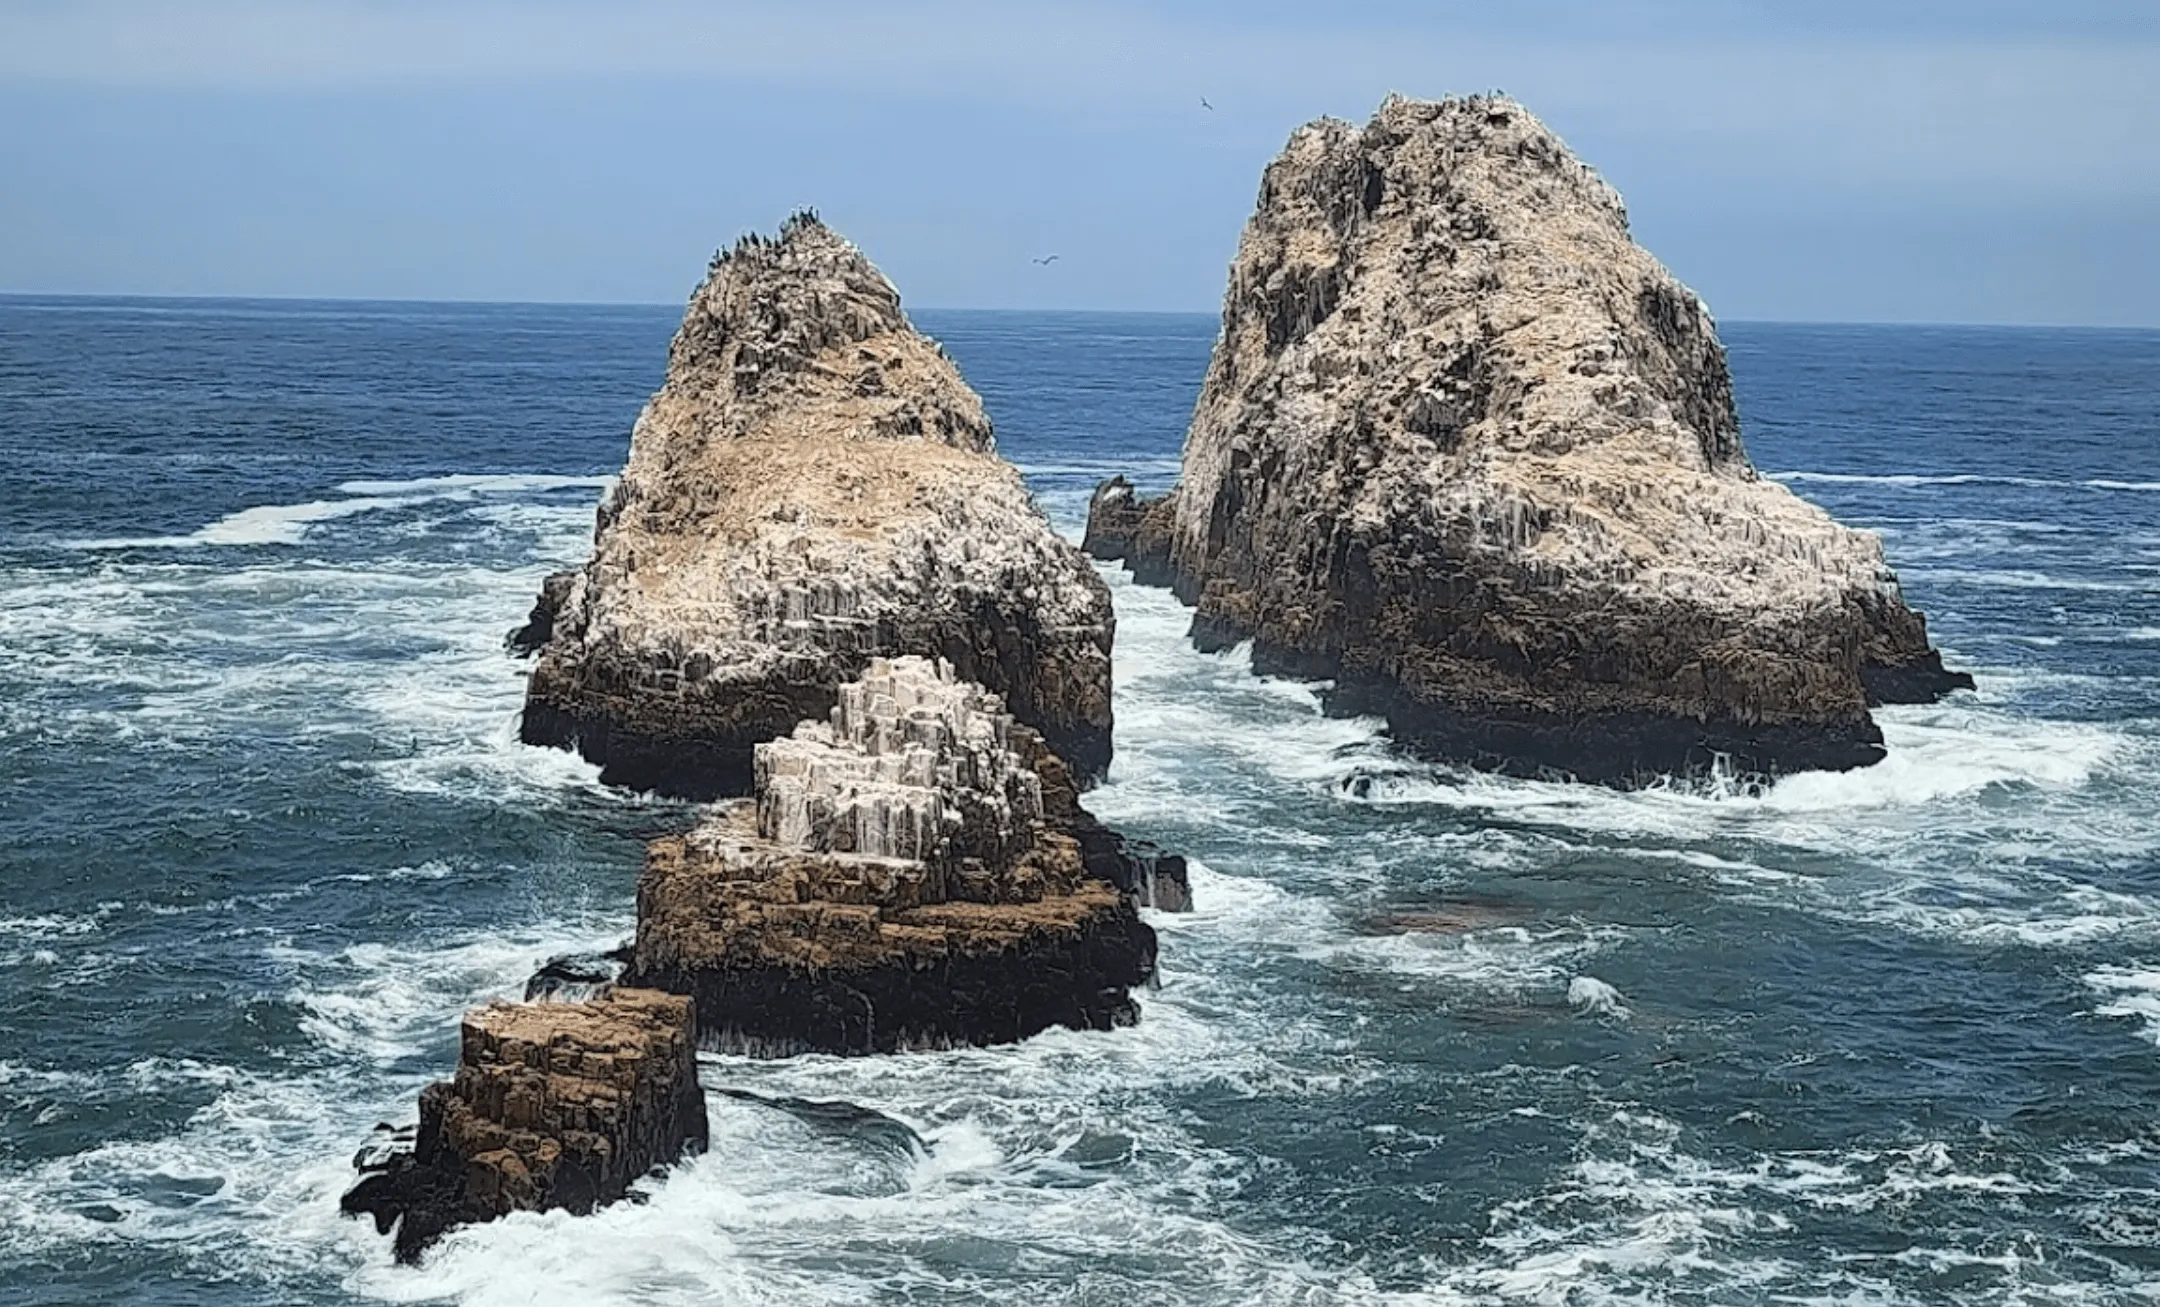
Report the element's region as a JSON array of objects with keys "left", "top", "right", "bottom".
[
  {"left": 1087, "top": 94, "right": 1968, "bottom": 783},
  {"left": 625, "top": 656, "right": 1162, "bottom": 1055},
  {"left": 521, "top": 211, "right": 1114, "bottom": 799},
  {"left": 341, "top": 988, "right": 706, "bottom": 1262}
]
